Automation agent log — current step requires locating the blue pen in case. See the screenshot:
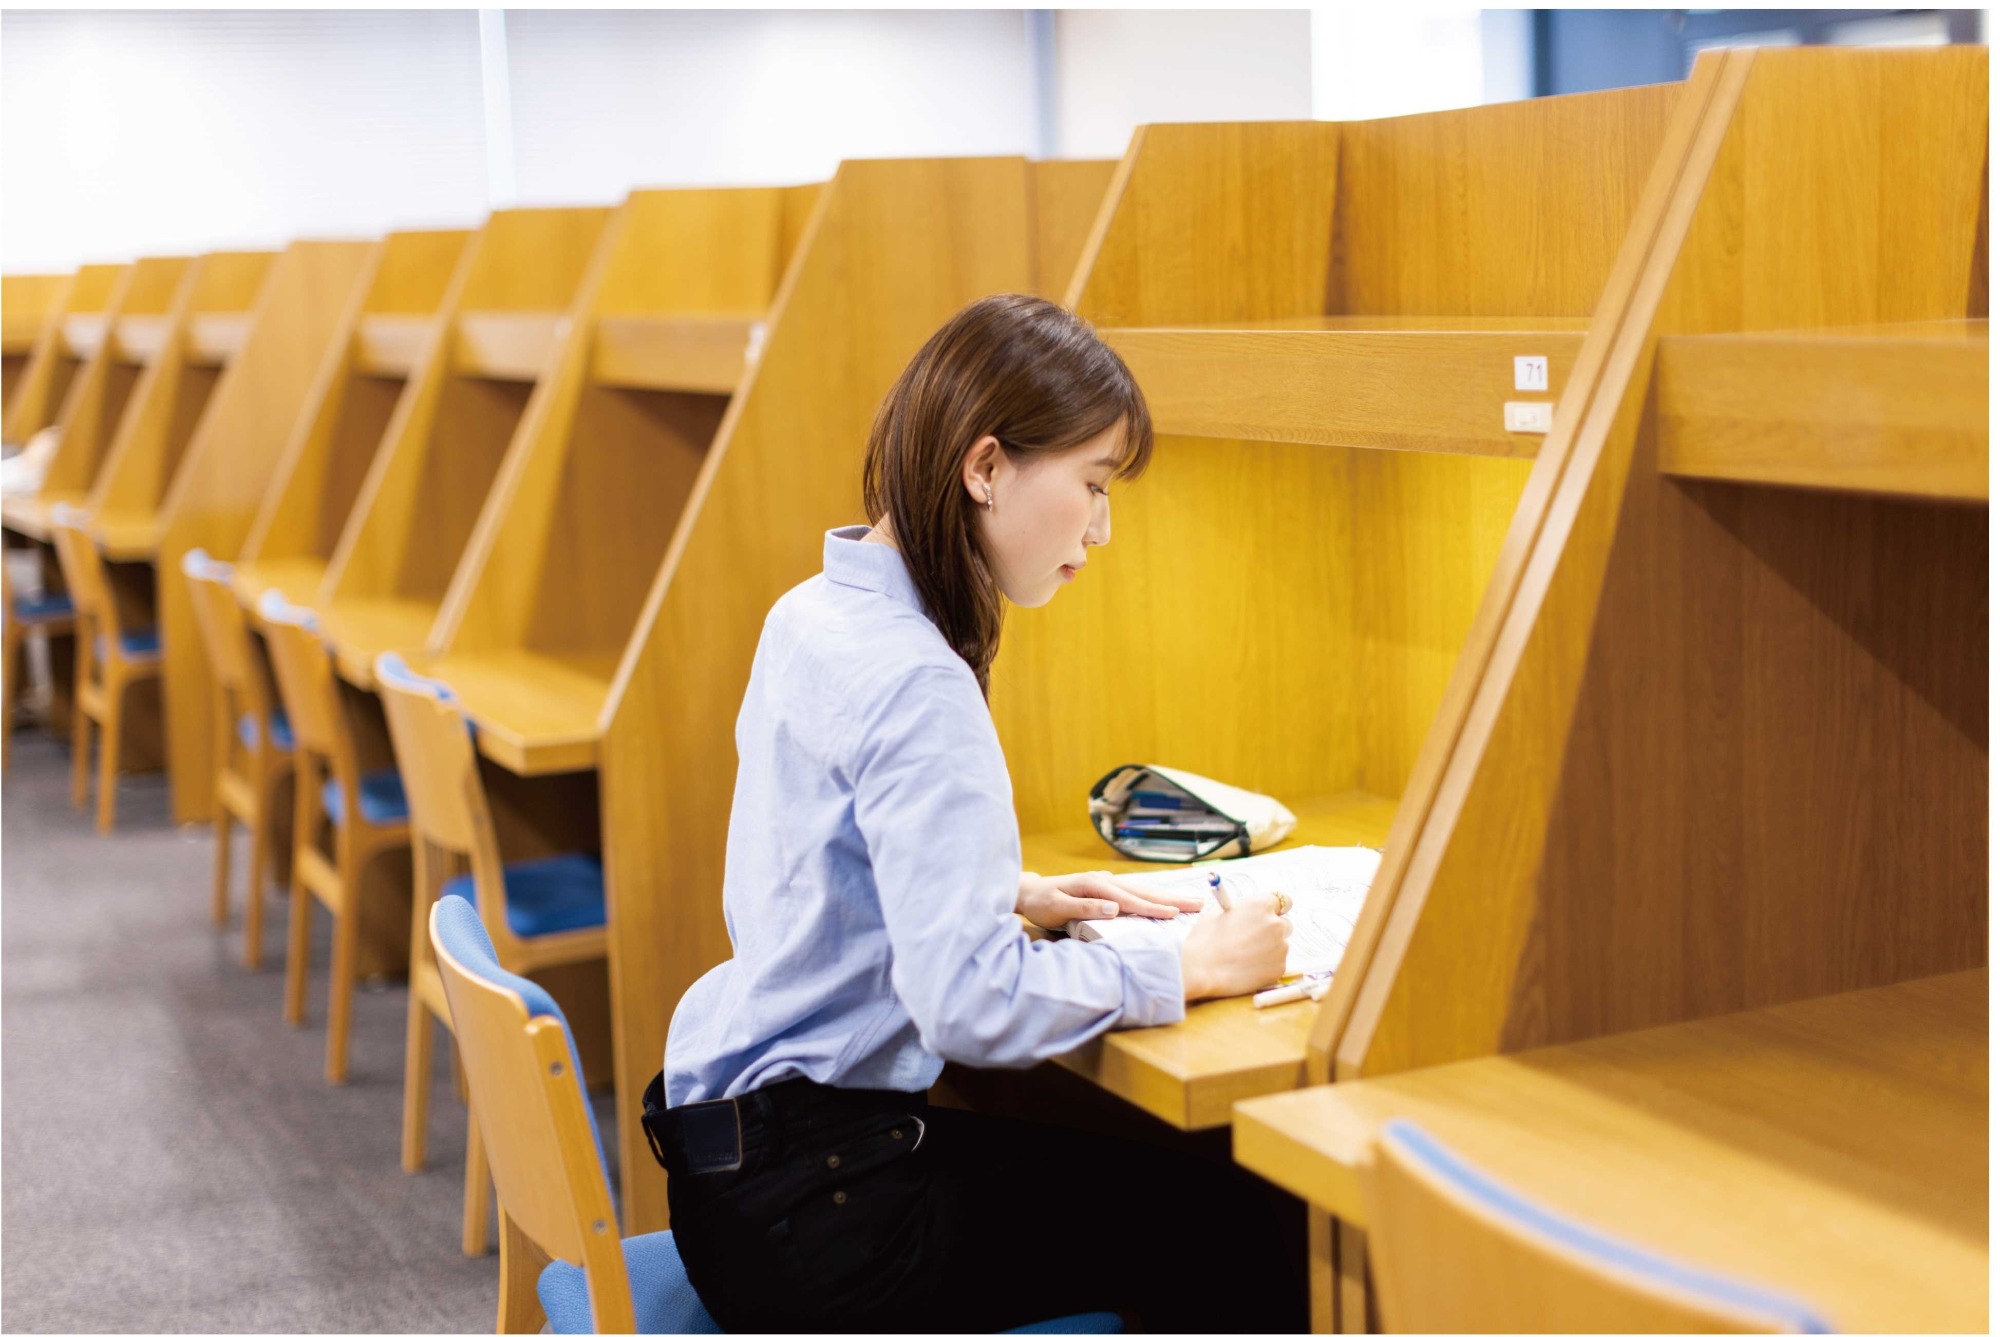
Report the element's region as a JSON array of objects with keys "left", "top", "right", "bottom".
[{"left": 1089, "top": 763, "right": 1298, "bottom": 864}]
